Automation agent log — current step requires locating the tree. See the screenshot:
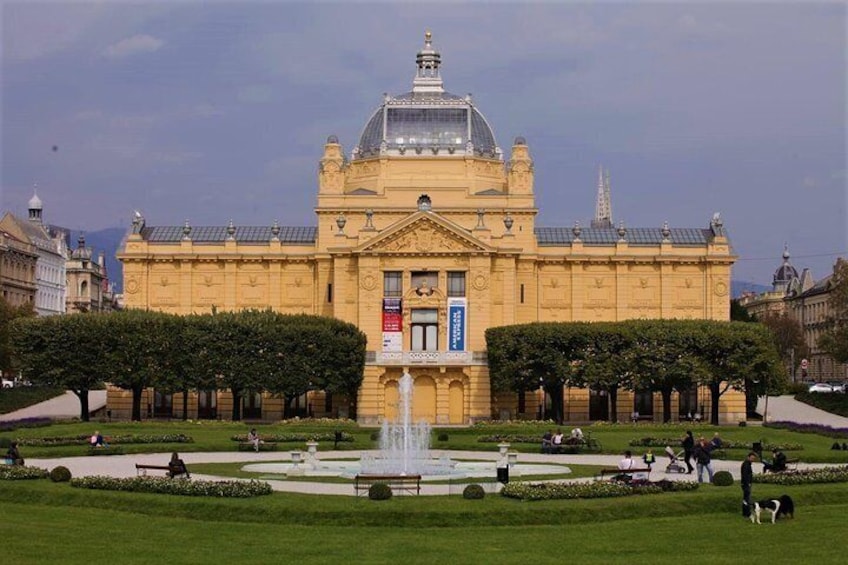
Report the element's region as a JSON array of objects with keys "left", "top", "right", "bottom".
[
  {"left": 820, "top": 258, "right": 848, "bottom": 363},
  {"left": 0, "top": 297, "right": 34, "bottom": 378},
  {"left": 11, "top": 313, "right": 108, "bottom": 421},
  {"left": 758, "top": 313, "right": 809, "bottom": 381},
  {"left": 575, "top": 323, "right": 635, "bottom": 423},
  {"left": 730, "top": 299, "right": 755, "bottom": 322}
]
